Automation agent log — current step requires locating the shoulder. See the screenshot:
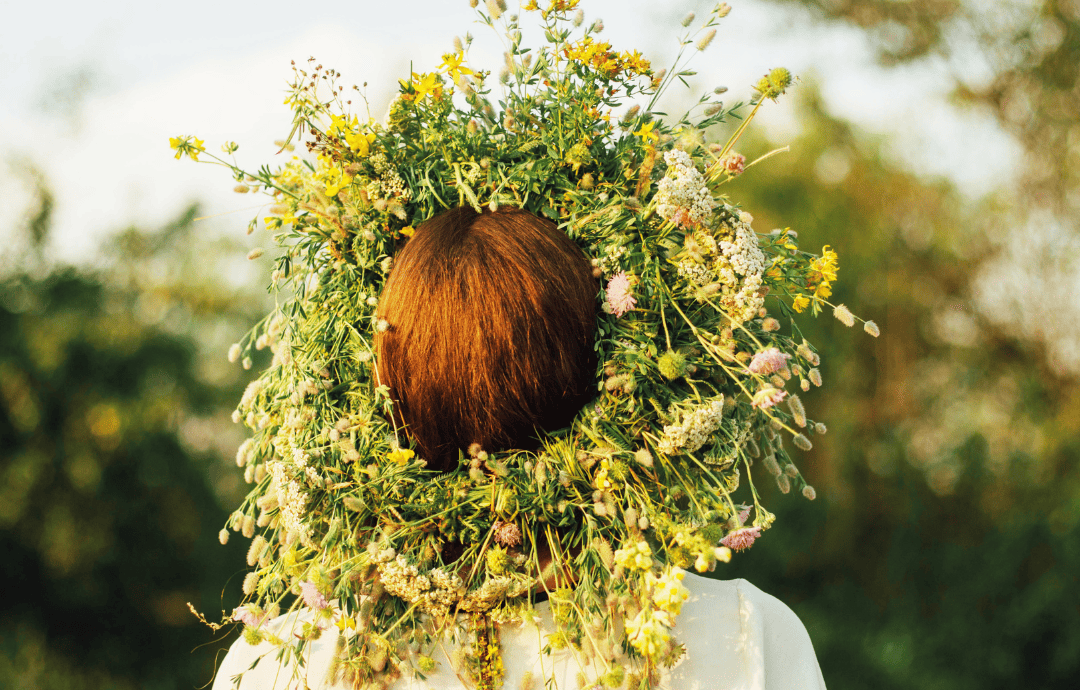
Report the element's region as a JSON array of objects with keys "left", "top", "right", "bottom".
[{"left": 671, "top": 575, "right": 826, "bottom": 690}]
